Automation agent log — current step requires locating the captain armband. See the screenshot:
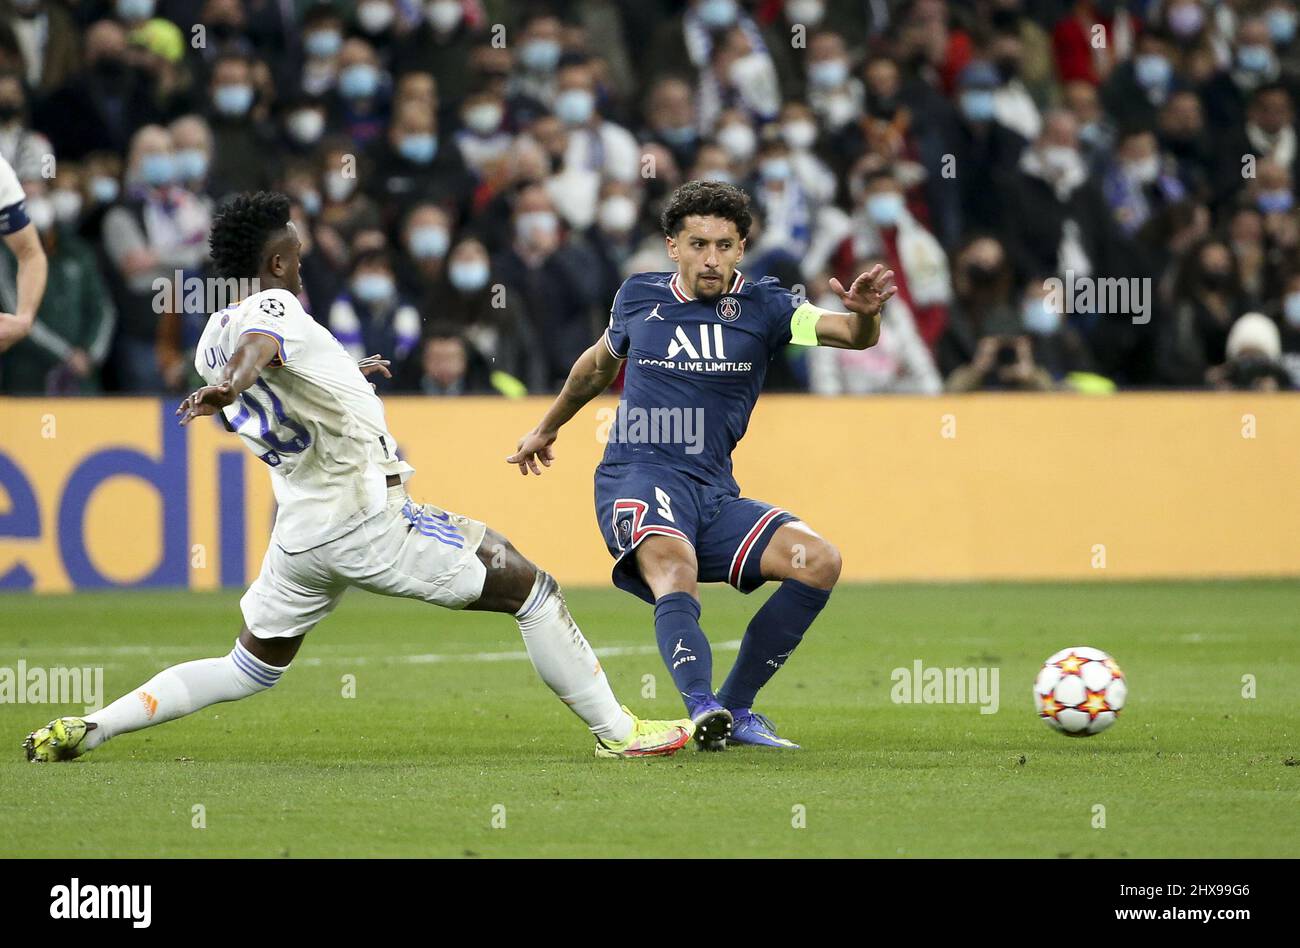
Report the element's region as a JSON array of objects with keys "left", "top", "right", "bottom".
[{"left": 789, "top": 302, "right": 826, "bottom": 346}]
